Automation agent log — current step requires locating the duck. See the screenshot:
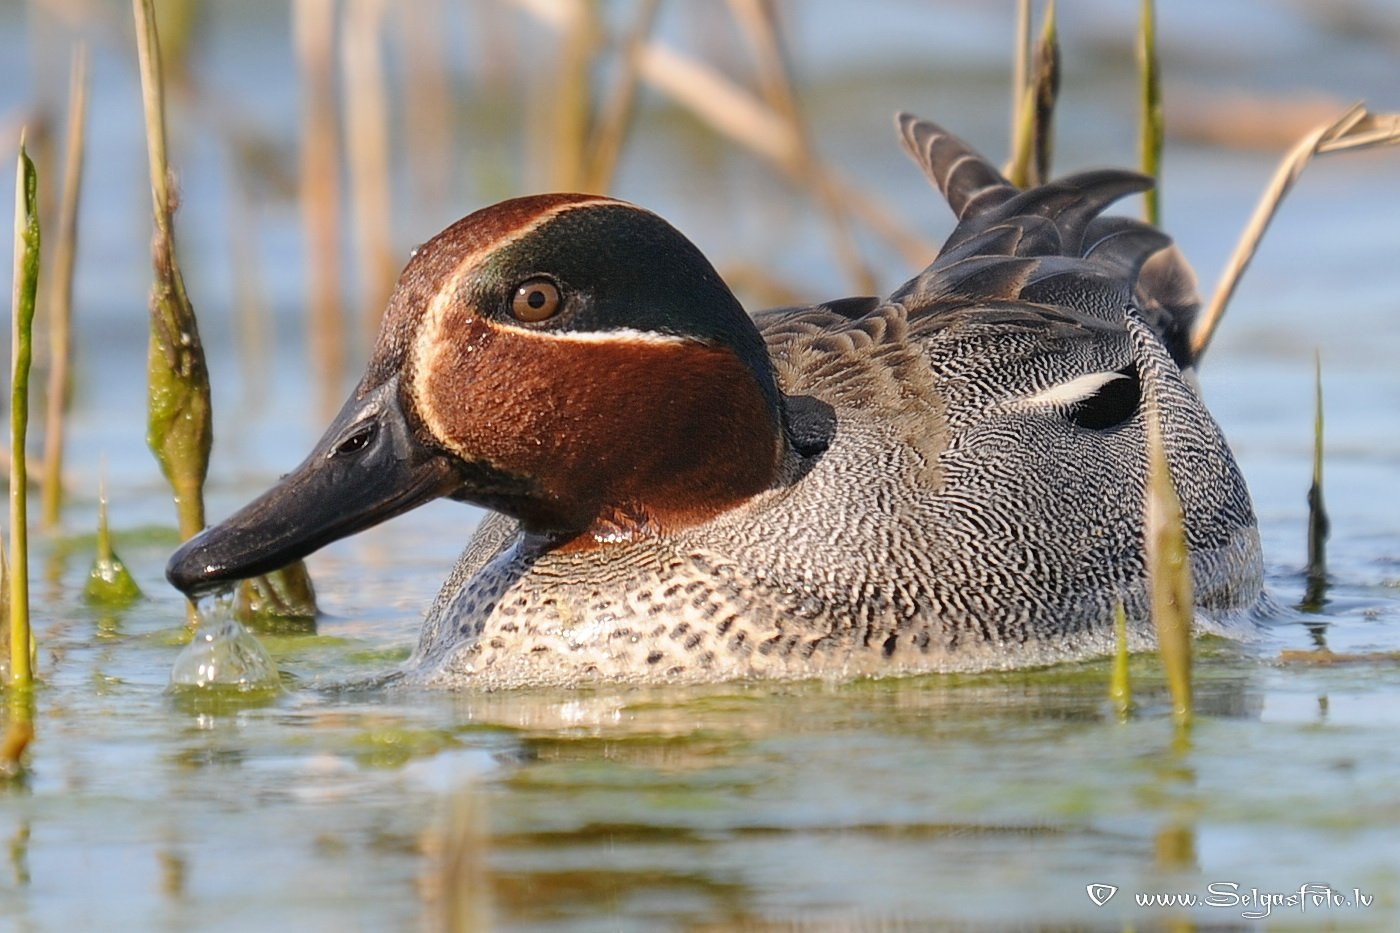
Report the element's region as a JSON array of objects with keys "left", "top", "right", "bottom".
[{"left": 167, "top": 114, "right": 1264, "bottom": 689}]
